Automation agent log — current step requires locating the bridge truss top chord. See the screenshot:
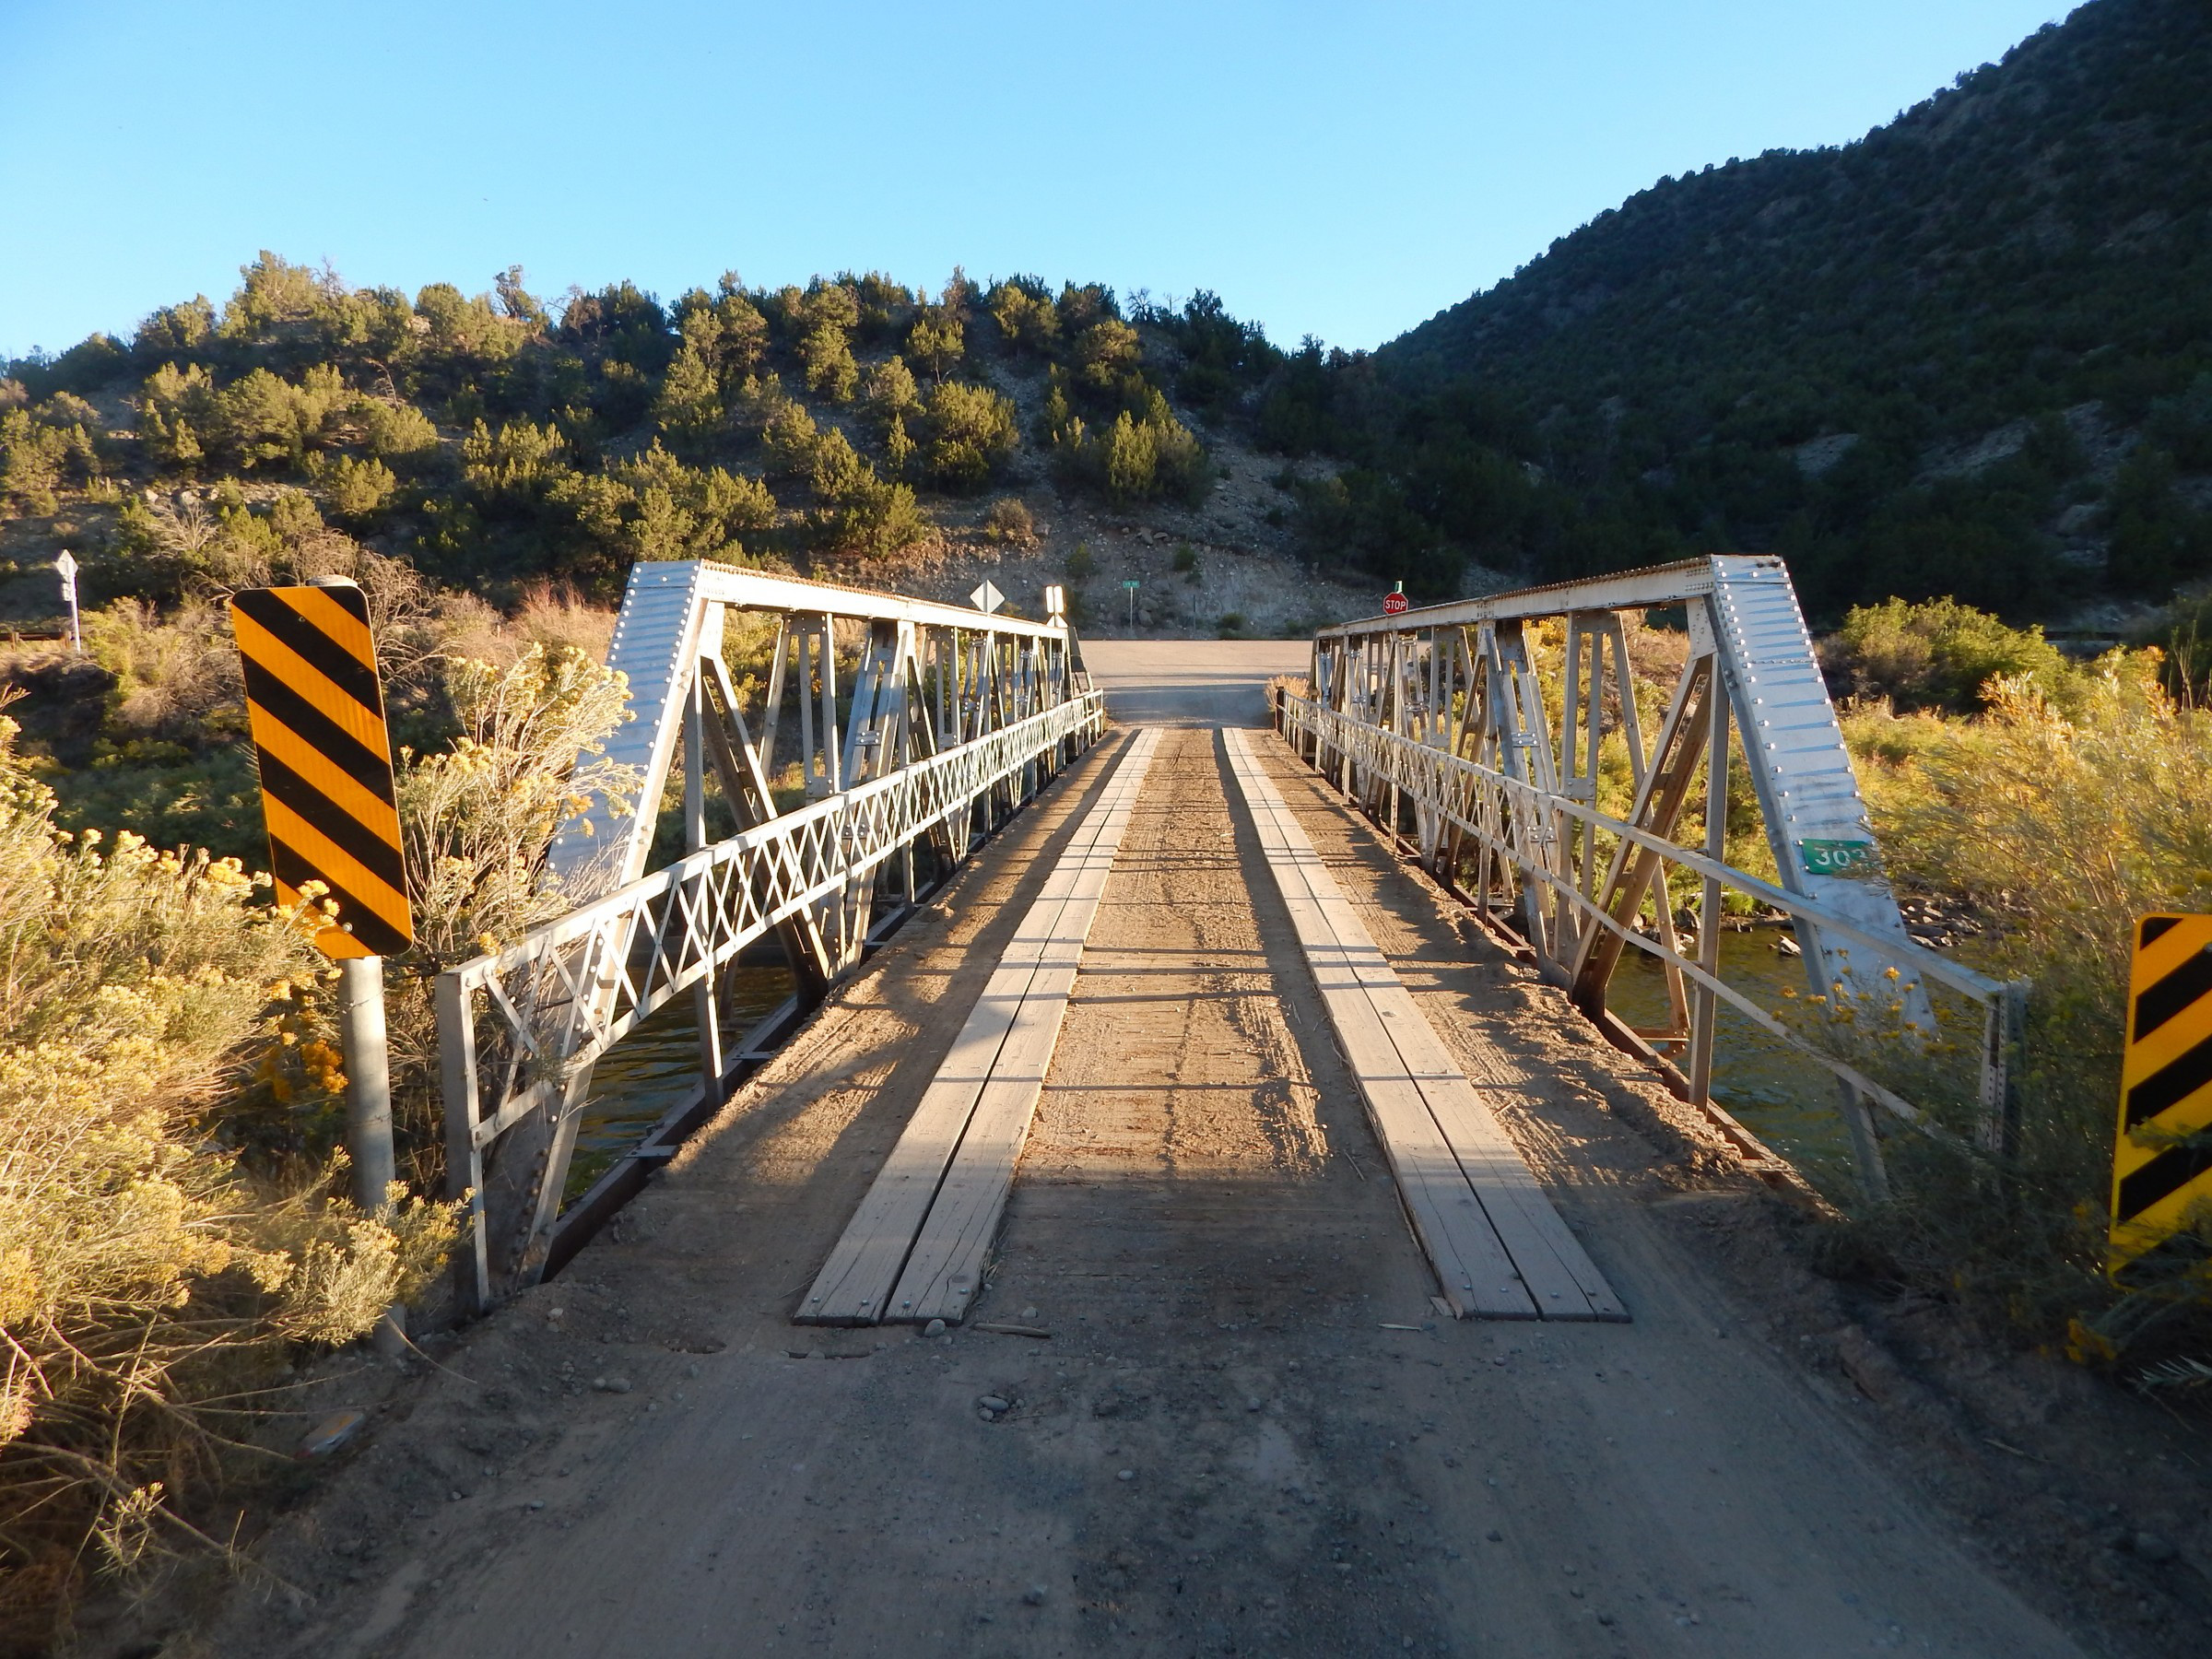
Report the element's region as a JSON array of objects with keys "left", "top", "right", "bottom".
[
  {"left": 1283, "top": 553, "right": 2029, "bottom": 1202},
  {"left": 440, "top": 559, "right": 1103, "bottom": 1312}
]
